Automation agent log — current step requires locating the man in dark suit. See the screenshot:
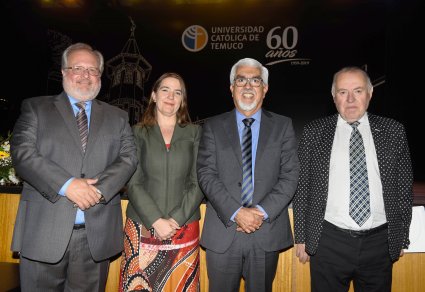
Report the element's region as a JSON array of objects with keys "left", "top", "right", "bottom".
[
  {"left": 11, "top": 42, "right": 137, "bottom": 291},
  {"left": 293, "top": 66, "right": 413, "bottom": 292},
  {"left": 197, "top": 58, "right": 299, "bottom": 292}
]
